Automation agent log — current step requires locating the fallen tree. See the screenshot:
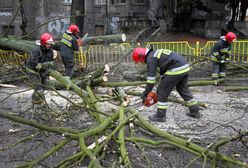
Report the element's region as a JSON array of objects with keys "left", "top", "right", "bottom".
[
  {"left": 0, "top": 66, "right": 247, "bottom": 168},
  {"left": 0, "top": 33, "right": 126, "bottom": 53}
]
